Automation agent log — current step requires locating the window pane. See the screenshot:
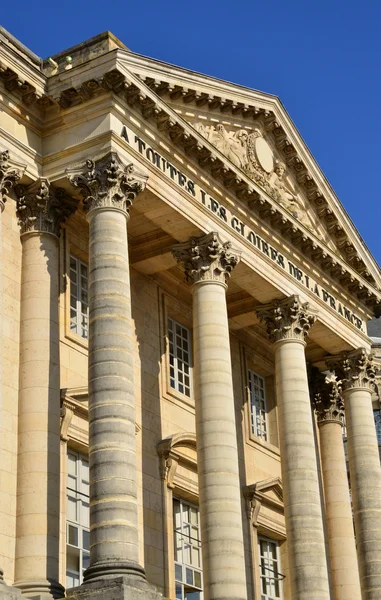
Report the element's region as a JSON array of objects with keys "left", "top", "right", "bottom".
[
  {"left": 194, "top": 570, "right": 201, "bottom": 588},
  {"left": 175, "top": 563, "right": 183, "bottom": 582},
  {"left": 82, "top": 551, "right": 90, "bottom": 571},
  {"left": 68, "top": 524, "right": 79, "bottom": 547},
  {"left": 82, "top": 530, "right": 90, "bottom": 551}
]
